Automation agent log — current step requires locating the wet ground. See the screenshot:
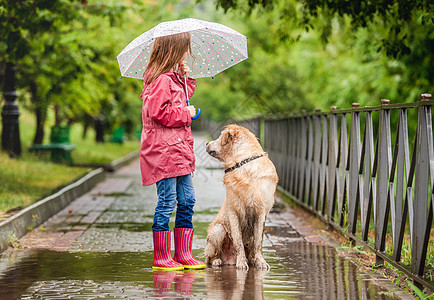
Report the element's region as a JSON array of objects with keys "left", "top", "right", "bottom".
[{"left": 0, "top": 133, "right": 412, "bottom": 299}]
